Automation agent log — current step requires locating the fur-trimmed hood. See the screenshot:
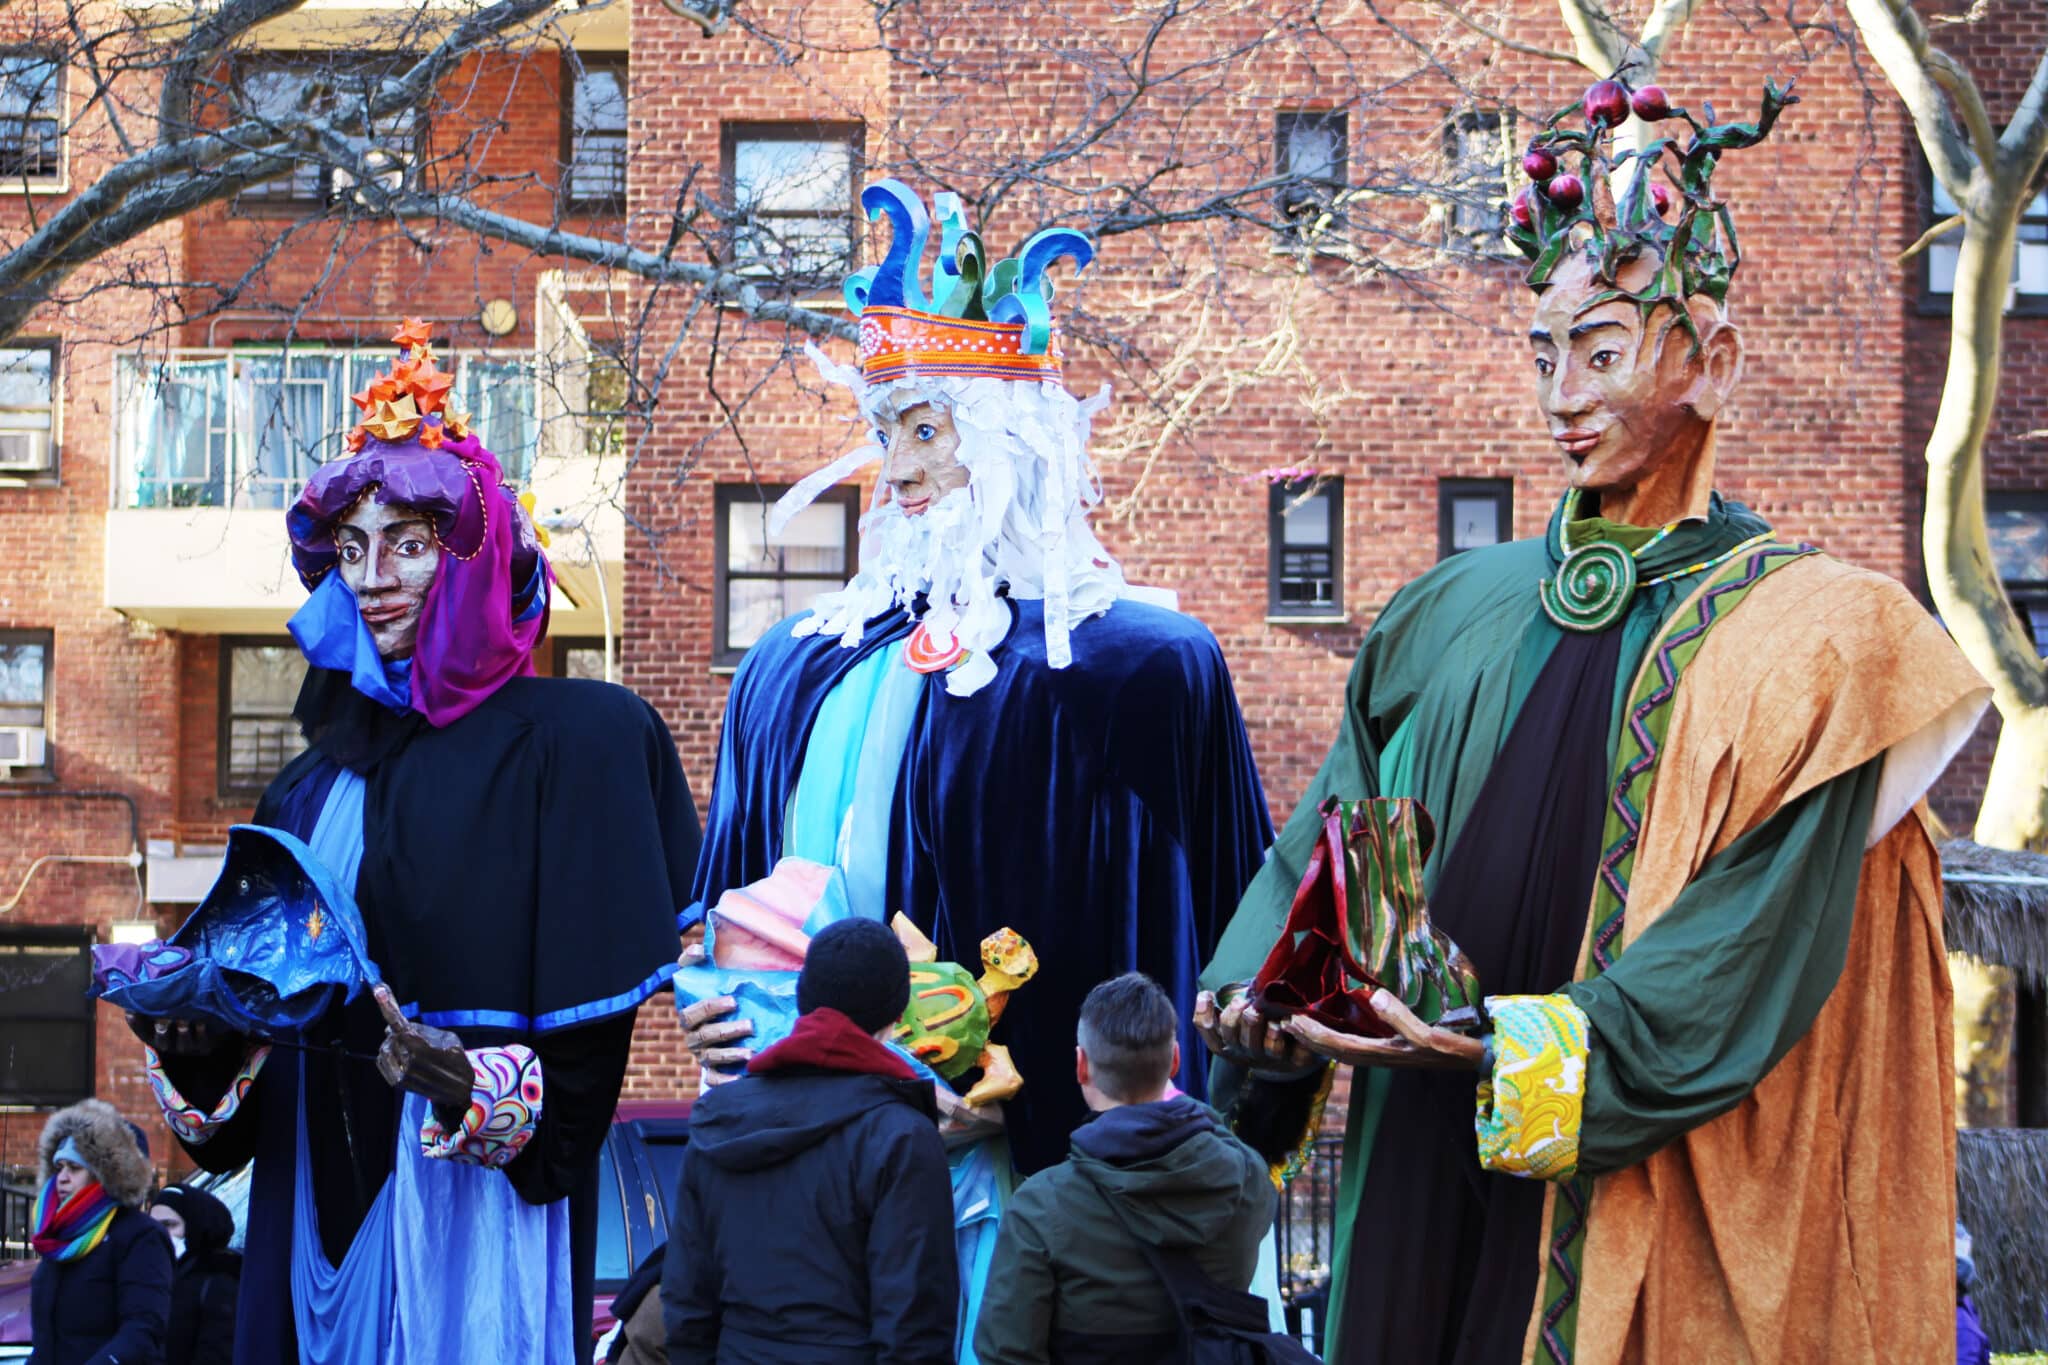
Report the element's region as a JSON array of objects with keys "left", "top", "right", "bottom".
[{"left": 38, "top": 1099, "right": 154, "bottom": 1208}]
